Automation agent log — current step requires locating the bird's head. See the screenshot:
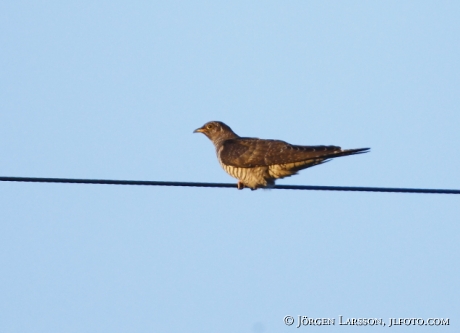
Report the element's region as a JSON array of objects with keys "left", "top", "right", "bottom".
[{"left": 193, "top": 121, "right": 238, "bottom": 143}]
